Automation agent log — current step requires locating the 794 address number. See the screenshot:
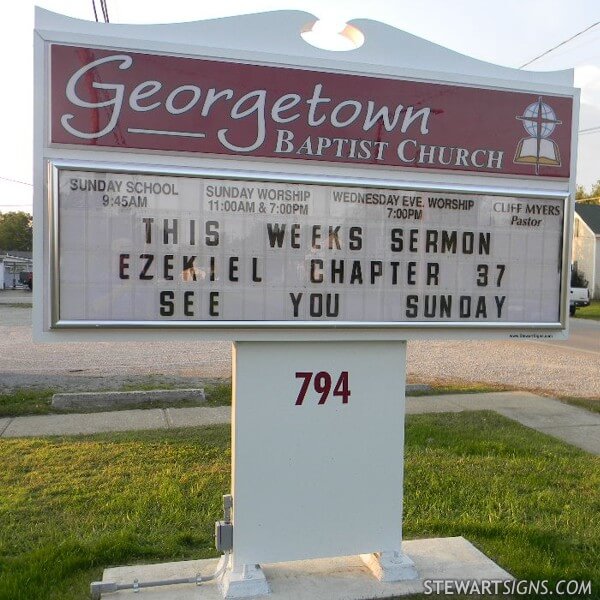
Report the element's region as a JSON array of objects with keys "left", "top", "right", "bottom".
[{"left": 295, "top": 371, "right": 351, "bottom": 405}]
